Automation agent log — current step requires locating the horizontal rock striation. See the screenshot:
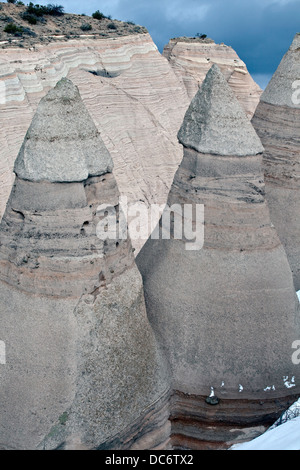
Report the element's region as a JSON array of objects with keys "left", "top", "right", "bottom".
[
  {"left": 0, "top": 79, "right": 171, "bottom": 450},
  {"left": 252, "top": 34, "right": 300, "bottom": 290},
  {"left": 137, "top": 65, "right": 300, "bottom": 449},
  {"left": 170, "top": 391, "right": 299, "bottom": 450},
  {"left": 163, "top": 38, "right": 262, "bottom": 119}
]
